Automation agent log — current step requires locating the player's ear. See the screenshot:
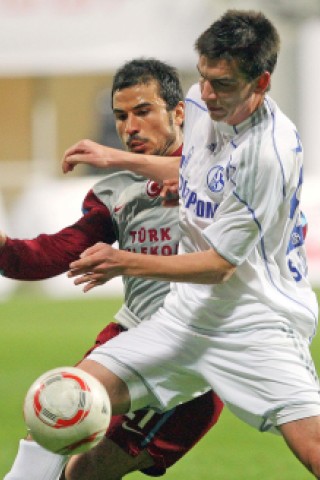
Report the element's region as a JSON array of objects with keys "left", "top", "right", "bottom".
[
  {"left": 254, "top": 71, "right": 271, "bottom": 93},
  {"left": 173, "top": 101, "right": 185, "bottom": 127}
]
